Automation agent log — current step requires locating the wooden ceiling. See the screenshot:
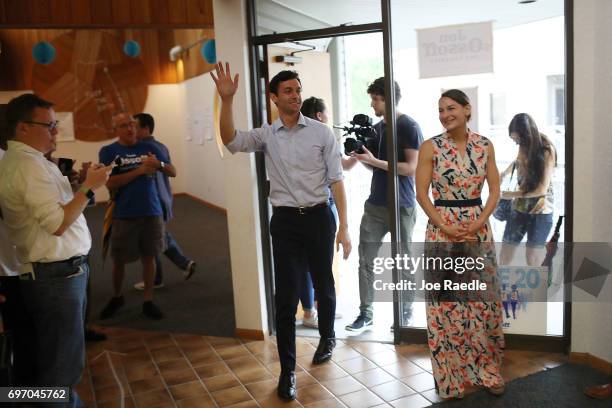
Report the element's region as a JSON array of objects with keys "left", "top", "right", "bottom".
[
  {"left": 0, "top": 0, "right": 213, "bottom": 28},
  {"left": 0, "top": 28, "right": 216, "bottom": 89}
]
